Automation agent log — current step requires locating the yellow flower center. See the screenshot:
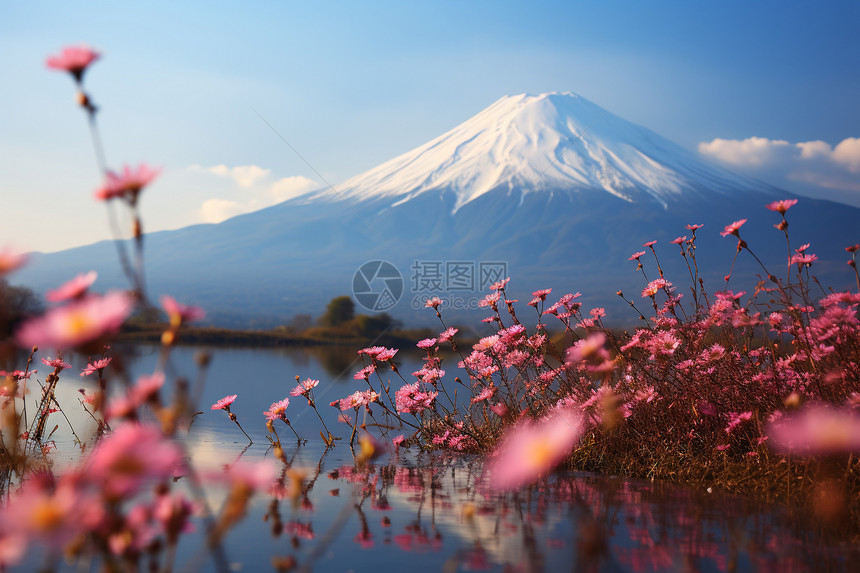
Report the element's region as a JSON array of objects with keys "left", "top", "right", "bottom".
[
  {"left": 63, "top": 310, "right": 92, "bottom": 338},
  {"left": 527, "top": 440, "right": 554, "bottom": 470},
  {"left": 32, "top": 499, "right": 65, "bottom": 531}
]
